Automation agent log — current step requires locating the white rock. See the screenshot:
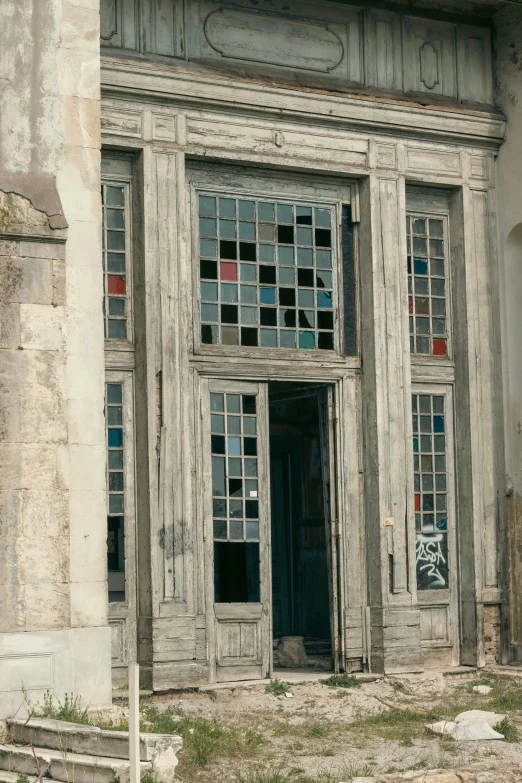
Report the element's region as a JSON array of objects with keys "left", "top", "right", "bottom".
[
  {"left": 285, "top": 692, "right": 294, "bottom": 698},
  {"left": 451, "top": 720, "right": 504, "bottom": 741},
  {"left": 473, "top": 685, "right": 493, "bottom": 695},
  {"left": 426, "top": 720, "right": 457, "bottom": 735},
  {"left": 152, "top": 745, "right": 180, "bottom": 783},
  {"left": 454, "top": 710, "right": 505, "bottom": 728}
]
